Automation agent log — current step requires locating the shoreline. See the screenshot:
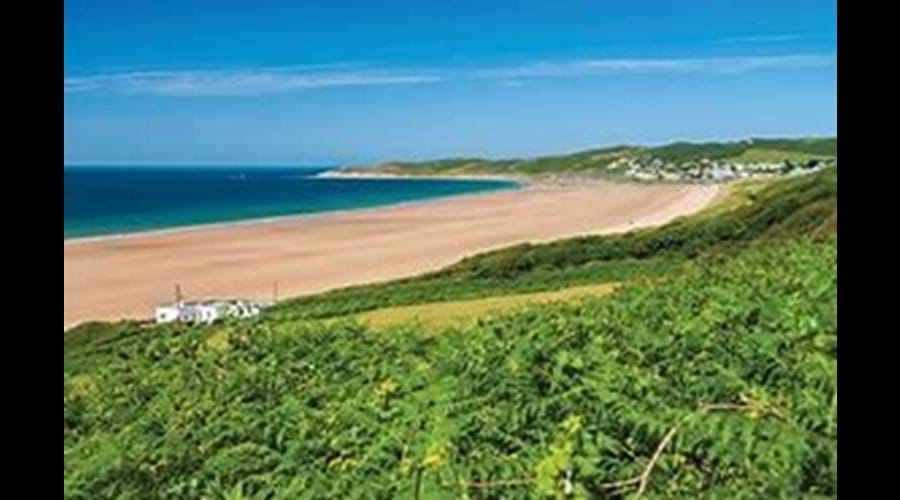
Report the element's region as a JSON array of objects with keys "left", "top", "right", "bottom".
[
  {"left": 65, "top": 177, "right": 525, "bottom": 245},
  {"left": 314, "top": 169, "right": 531, "bottom": 184},
  {"left": 65, "top": 179, "right": 720, "bottom": 329}
]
